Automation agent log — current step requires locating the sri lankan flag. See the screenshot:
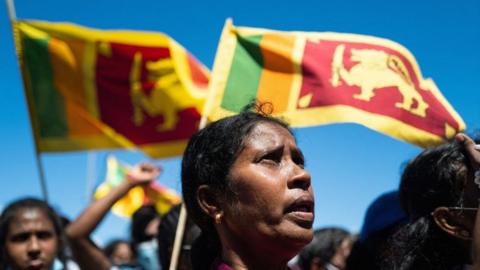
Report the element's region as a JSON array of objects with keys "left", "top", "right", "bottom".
[
  {"left": 13, "top": 20, "right": 209, "bottom": 158},
  {"left": 94, "top": 155, "right": 181, "bottom": 218},
  {"left": 205, "top": 19, "right": 465, "bottom": 147}
]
